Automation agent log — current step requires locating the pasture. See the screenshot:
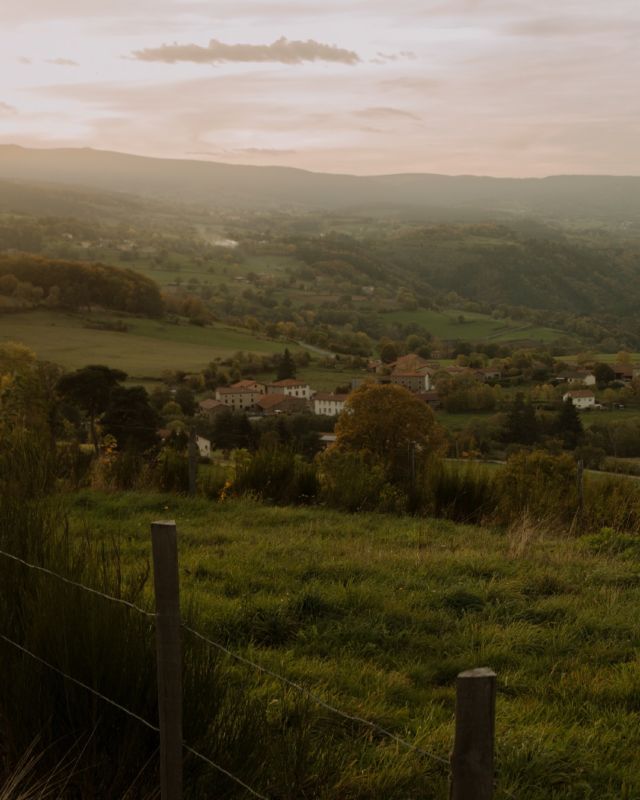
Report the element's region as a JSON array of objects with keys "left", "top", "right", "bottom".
[
  {"left": 381, "top": 309, "right": 563, "bottom": 343},
  {"left": 62, "top": 490, "right": 640, "bottom": 799},
  {"left": 0, "top": 310, "right": 297, "bottom": 377}
]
